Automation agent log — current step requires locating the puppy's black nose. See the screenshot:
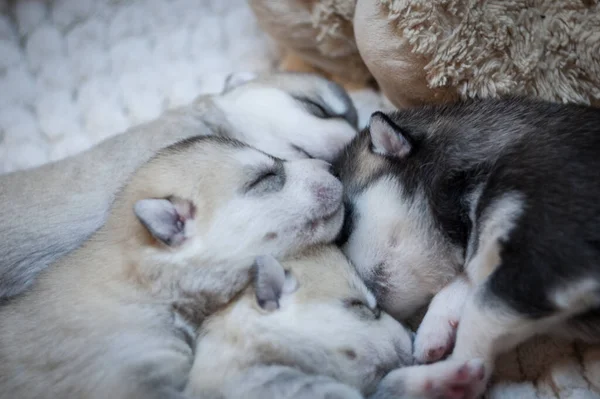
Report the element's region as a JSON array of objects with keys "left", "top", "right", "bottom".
[{"left": 329, "top": 163, "right": 341, "bottom": 179}]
